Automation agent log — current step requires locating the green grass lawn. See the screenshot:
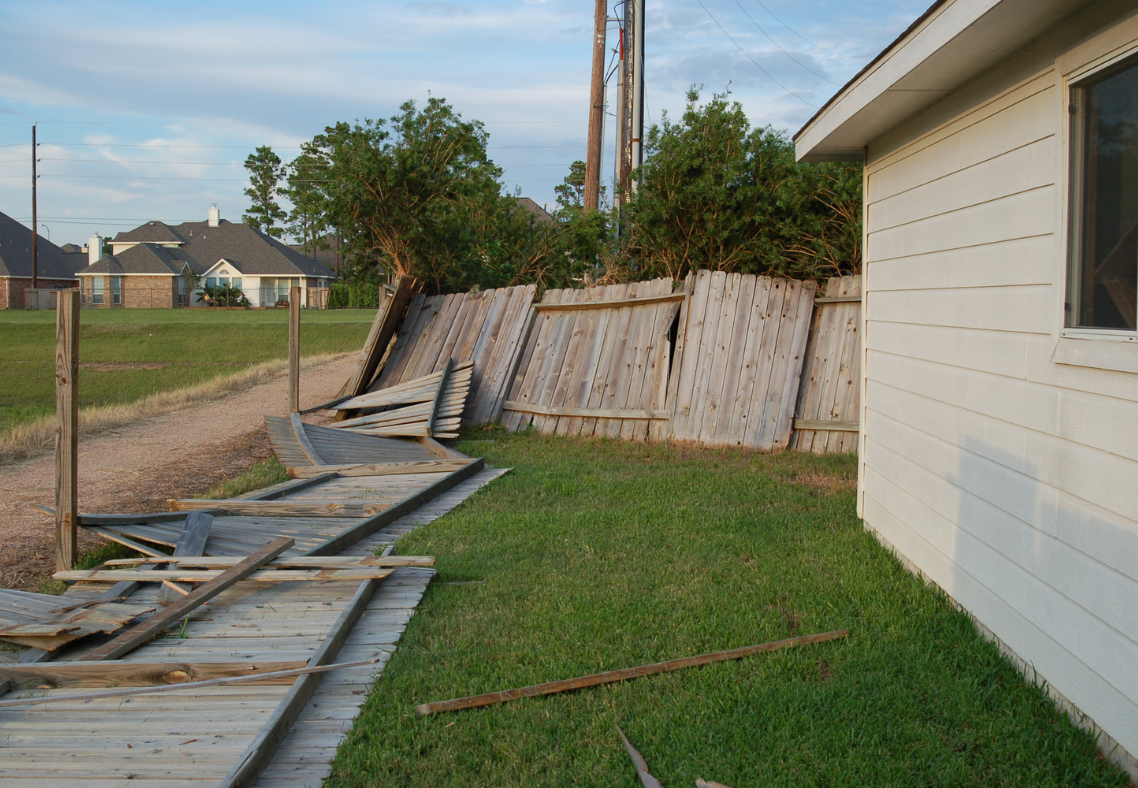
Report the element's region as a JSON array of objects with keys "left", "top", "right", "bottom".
[
  {"left": 325, "top": 431, "right": 1128, "bottom": 787},
  {"left": 0, "top": 308, "right": 375, "bottom": 433}
]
